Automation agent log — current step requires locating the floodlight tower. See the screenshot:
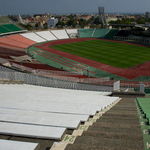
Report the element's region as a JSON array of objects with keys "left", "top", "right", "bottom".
[{"left": 98, "top": 7, "right": 107, "bottom": 28}]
